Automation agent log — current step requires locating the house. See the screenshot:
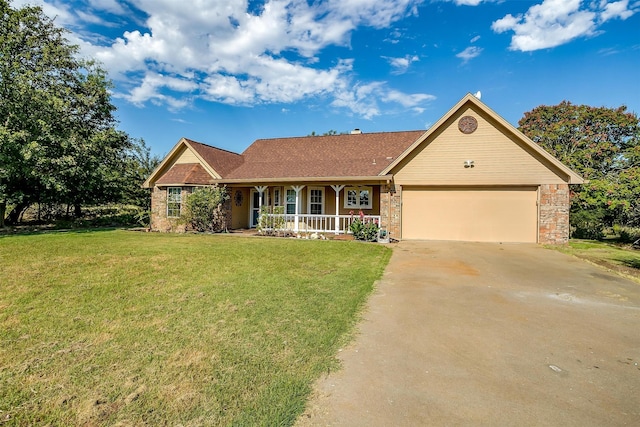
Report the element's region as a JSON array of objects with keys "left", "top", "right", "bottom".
[{"left": 143, "top": 94, "right": 583, "bottom": 243}]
